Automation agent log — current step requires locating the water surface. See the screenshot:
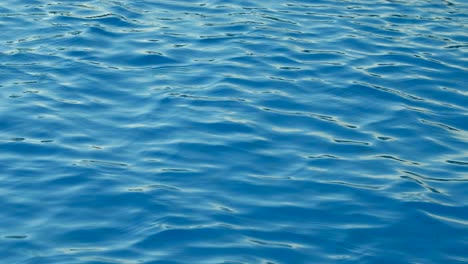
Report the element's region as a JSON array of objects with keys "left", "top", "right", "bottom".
[{"left": 1, "top": 0, "right": 467, "bottom": 263}]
